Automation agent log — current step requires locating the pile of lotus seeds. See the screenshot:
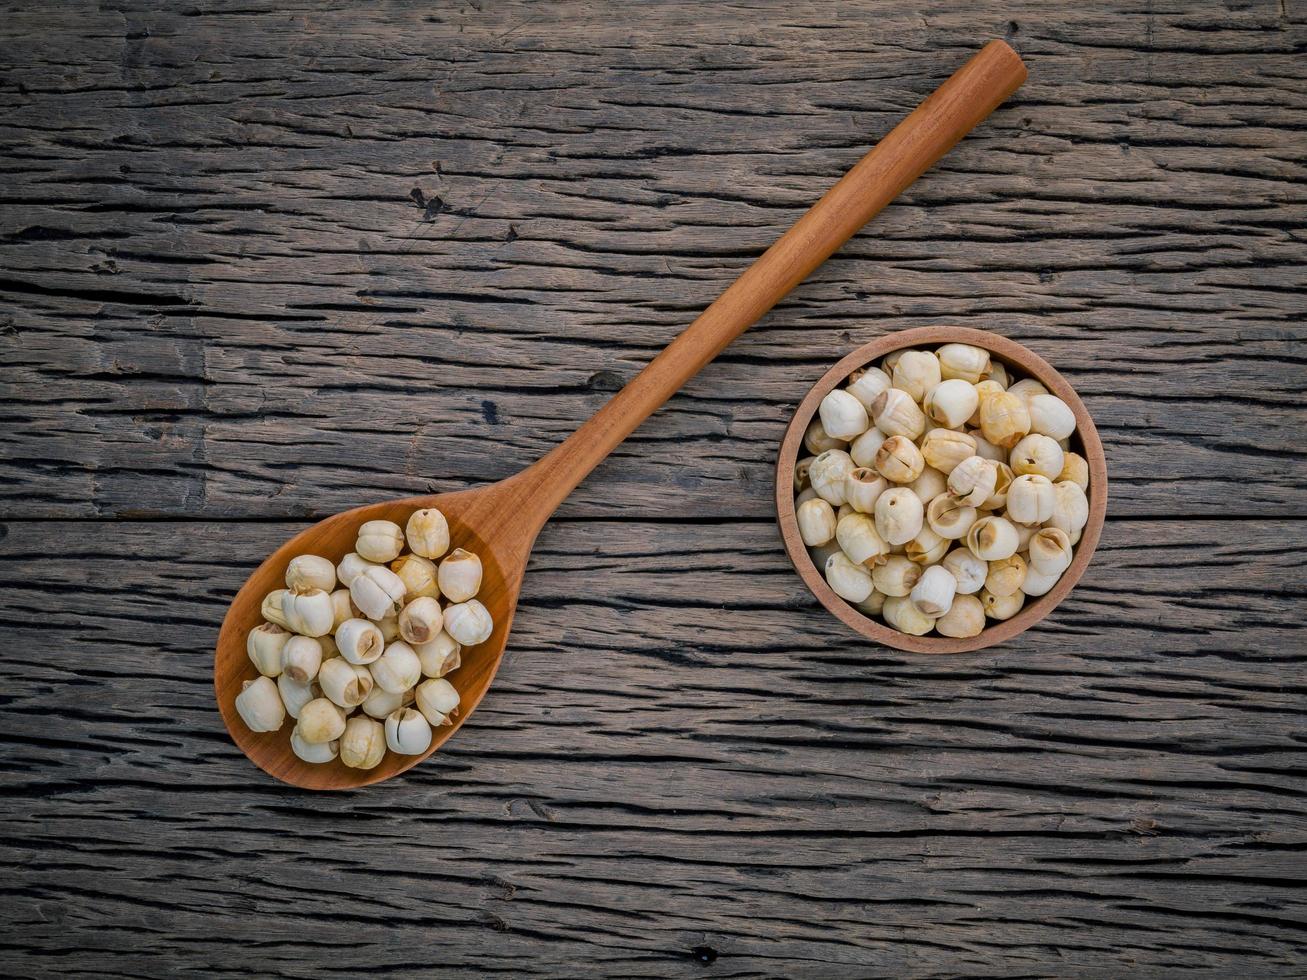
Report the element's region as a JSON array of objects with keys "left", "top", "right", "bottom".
[
  {"left": 793, "top": 343, "right": 1091, "bottom": 638},
  {"left": 234, "top": 507, "right": 495, "bottom": 768}
]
